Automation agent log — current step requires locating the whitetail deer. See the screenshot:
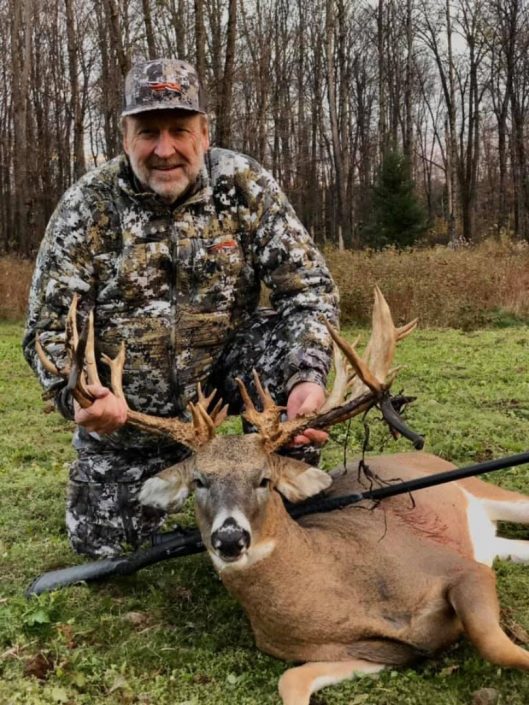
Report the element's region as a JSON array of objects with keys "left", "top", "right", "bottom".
[{"left": 38, "top": 289, "right": 529, "bottom": 705}]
